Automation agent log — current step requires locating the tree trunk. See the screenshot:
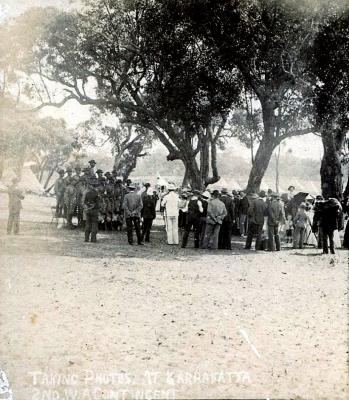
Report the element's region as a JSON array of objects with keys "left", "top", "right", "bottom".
[
  {"left": 113, "top": 152, "right": 123, "bottom": 172},
  {"left": 246, "top": 137, "right": 276, "bottom": 194},
  {"left": 182, "top": 168, "right": 189, "bottom": 188},
  {"left": 183, "top": 156, "right": 203, "bottom": 190},
  {"left": 275, "top": 145, "right": 281, "bottom": 193},
  {"left": 205, "top": 139, "right": 220, "bottom": 186},
  {"left": 200, "top": 138, "right": 210, "bottom": 184},
  {"left": 320, "top": 127, "right": 343, "bottom": 200}
]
